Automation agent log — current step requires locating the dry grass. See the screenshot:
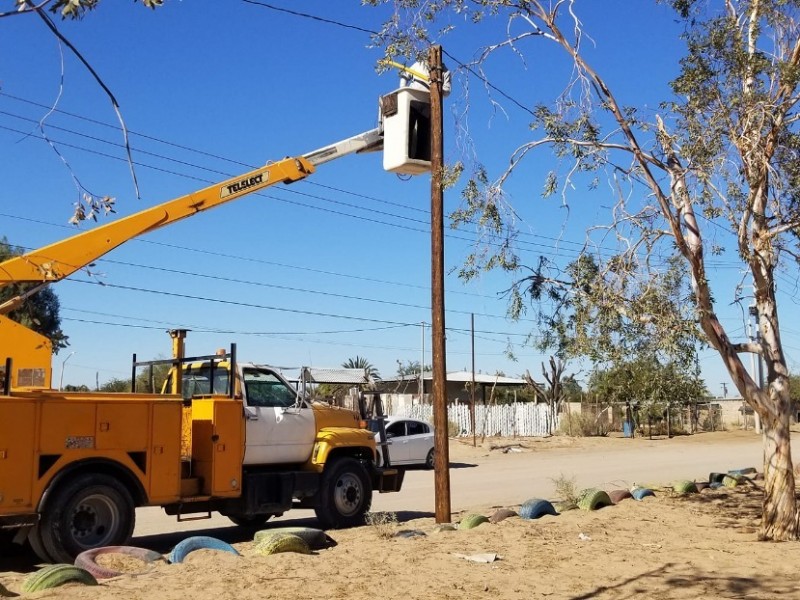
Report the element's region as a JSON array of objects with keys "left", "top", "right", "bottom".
[
  {"left": 364, "top": 511, "right": 398, "bottom": 539},
  {"left": 550, "top": 473, "right": 580, "bottom": 504}
]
